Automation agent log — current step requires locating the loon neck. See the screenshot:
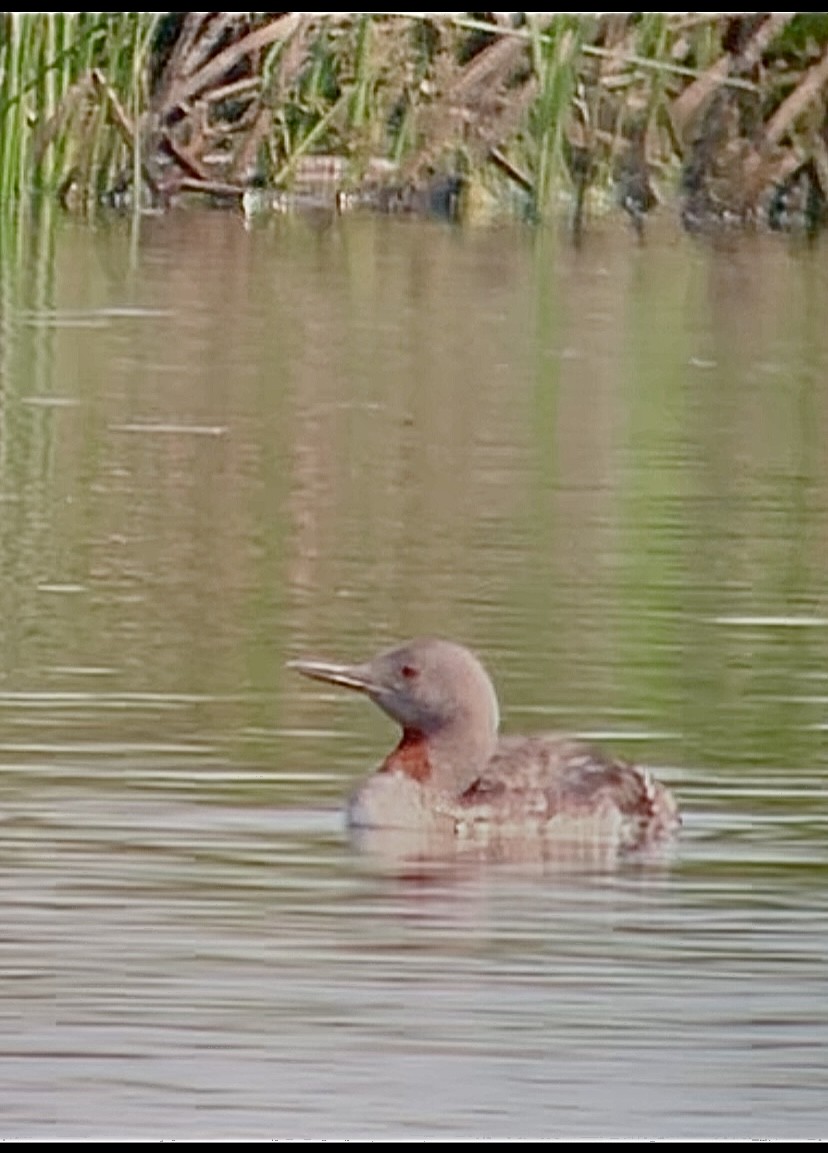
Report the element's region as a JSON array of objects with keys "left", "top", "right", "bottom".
[{"left": 379, "top": 720, "right": 497, "bottom": 792}]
